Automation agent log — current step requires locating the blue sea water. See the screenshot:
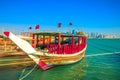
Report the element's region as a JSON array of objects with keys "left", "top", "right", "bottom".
[{"left": 0, "top": 39, "right": 120, "bottom": 80}]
